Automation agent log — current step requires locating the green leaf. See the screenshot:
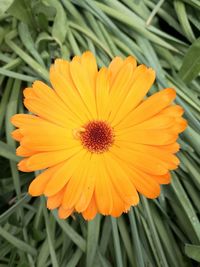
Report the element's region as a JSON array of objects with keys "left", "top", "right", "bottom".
[
  {"left": 52, "top": 210, "right": 86, "bottom": 252},
  {"left": 128, "top": 208, "right": 145, "bottom": 267},
  {"left": 185, "top": 244, "right": 200, "bottom": 262},
  {"left": 5, "top": 79, "right": 22, "bottom": 199},
  {"left": 117, "top": 217, "right": 135, "bottom": 267},
  {"left": 0, "top": 226, "right": 37, "bottom": 255},
  {"left": 37, "top": 239, "right": 49, "bottom": 267},
  {"left": 47, "top": 0, "right": 68, "bottom": 45},
  {"left": 42, "top": 199, "right": 59, "bottom": 267},
  {"left": 181, "top": 0, "right": 200, "bottom": 9},
  {"left": 111, "top": 218, "right": 123, "bottom": 267},
  {"left": 141, "top": 197, "right": 169, "bottom": 267},
  {"left": 0, "top": 78, "right": 12, "bottom": 127},
  {"left": 146, "top": 0, "right": 165, "bottom": 26},
  {"left": 171, "top": 173, "right": 200, "bottom": 242},
  {"left": 179, "top": 37, "right": 200, "bottom": 82},
  {"left": 7, "top": 0, "right": 35, "bottom": 27},
  {"left": 66, "top": 248, "right": 83, "bottom": 267},
  {"left": 0, "top": 141, "right": 19, "bottom": 162},
  {"left": 0, "top": 68, "right": 36, "bottom": 82},
  {"left": 18, "top": 23, "right": 45, "bottom": 66},
  {"left": 0, "top": 0, "right": 14, "bottom": 16},
  {"left": 86, "top": 215, "right": 101, "bottom": 267},
  {"left": 174, "top": 0, "right": 195, "bottom": 42},
  {"left": 5, "top": 31, "right": 49, "bottom": 81},
  {"left": 0, "top": 194, "right": 30, "bottom": 224}
]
